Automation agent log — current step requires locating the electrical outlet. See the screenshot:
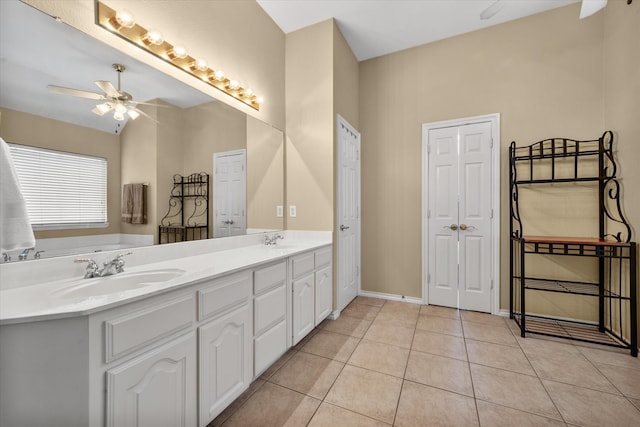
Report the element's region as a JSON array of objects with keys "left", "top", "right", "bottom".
[
  {"left": 276, "top": 205, "right": 283, "bottom": 217},
  {"left": 289, "top": 205, "right": 297, "bottom": 217}
]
